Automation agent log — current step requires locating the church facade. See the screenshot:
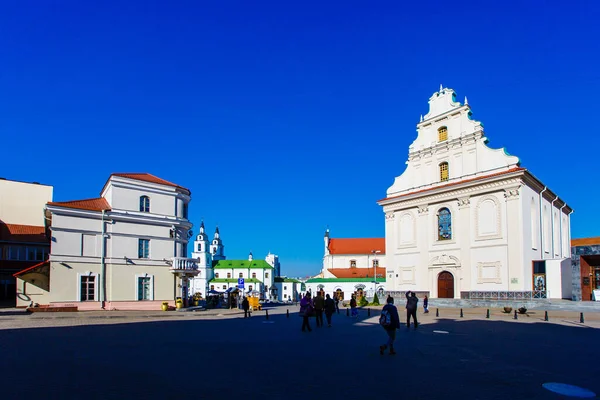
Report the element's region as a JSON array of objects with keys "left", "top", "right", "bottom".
[{"left": 377, "top": 87, "right": 573, "bottom": 299}]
